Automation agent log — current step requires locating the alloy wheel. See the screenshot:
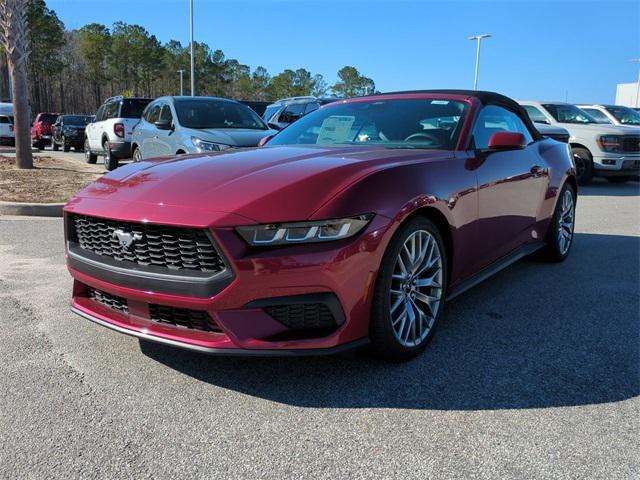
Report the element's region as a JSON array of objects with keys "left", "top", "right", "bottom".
[
  {"left": 558, "top": 189, "right": 574, "bottom": 255},
  {"left": 389, "top": 230, "right": 443, "bottom": 347}
]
